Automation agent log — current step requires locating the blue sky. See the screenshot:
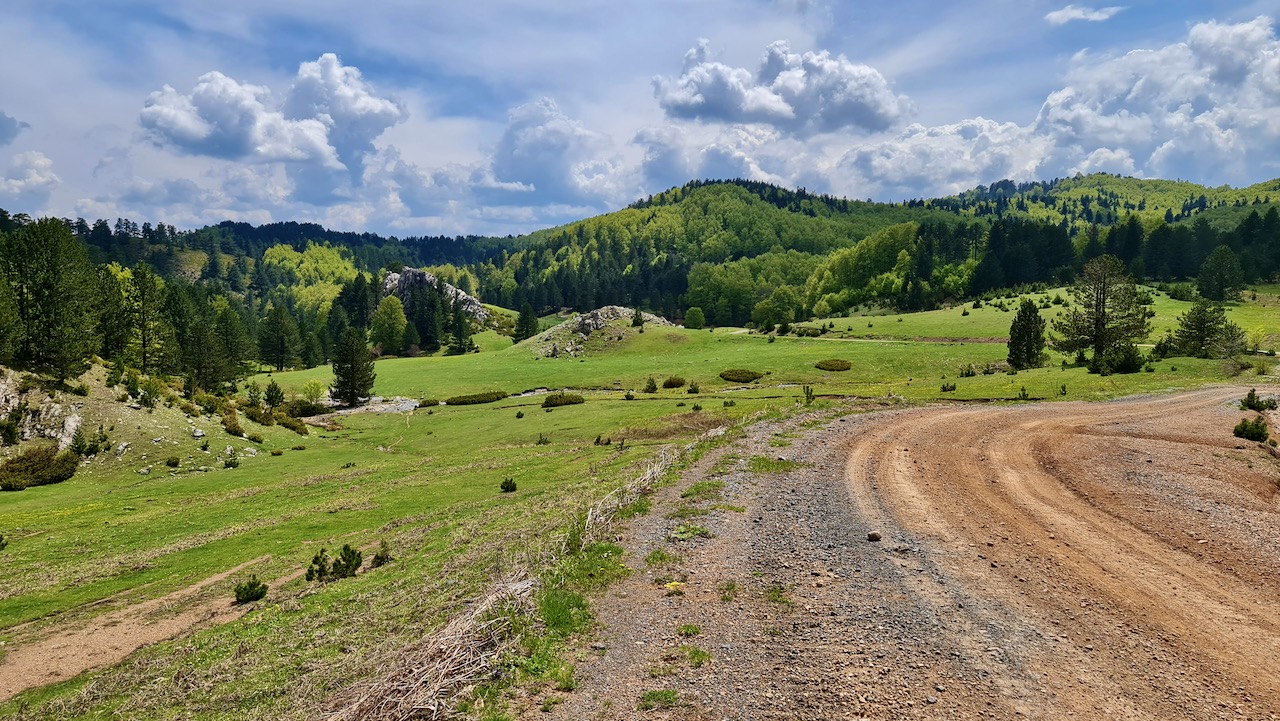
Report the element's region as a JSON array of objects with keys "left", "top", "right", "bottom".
[{"left": 1, "top": 0, "right": 1278, "bottom": 236}]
